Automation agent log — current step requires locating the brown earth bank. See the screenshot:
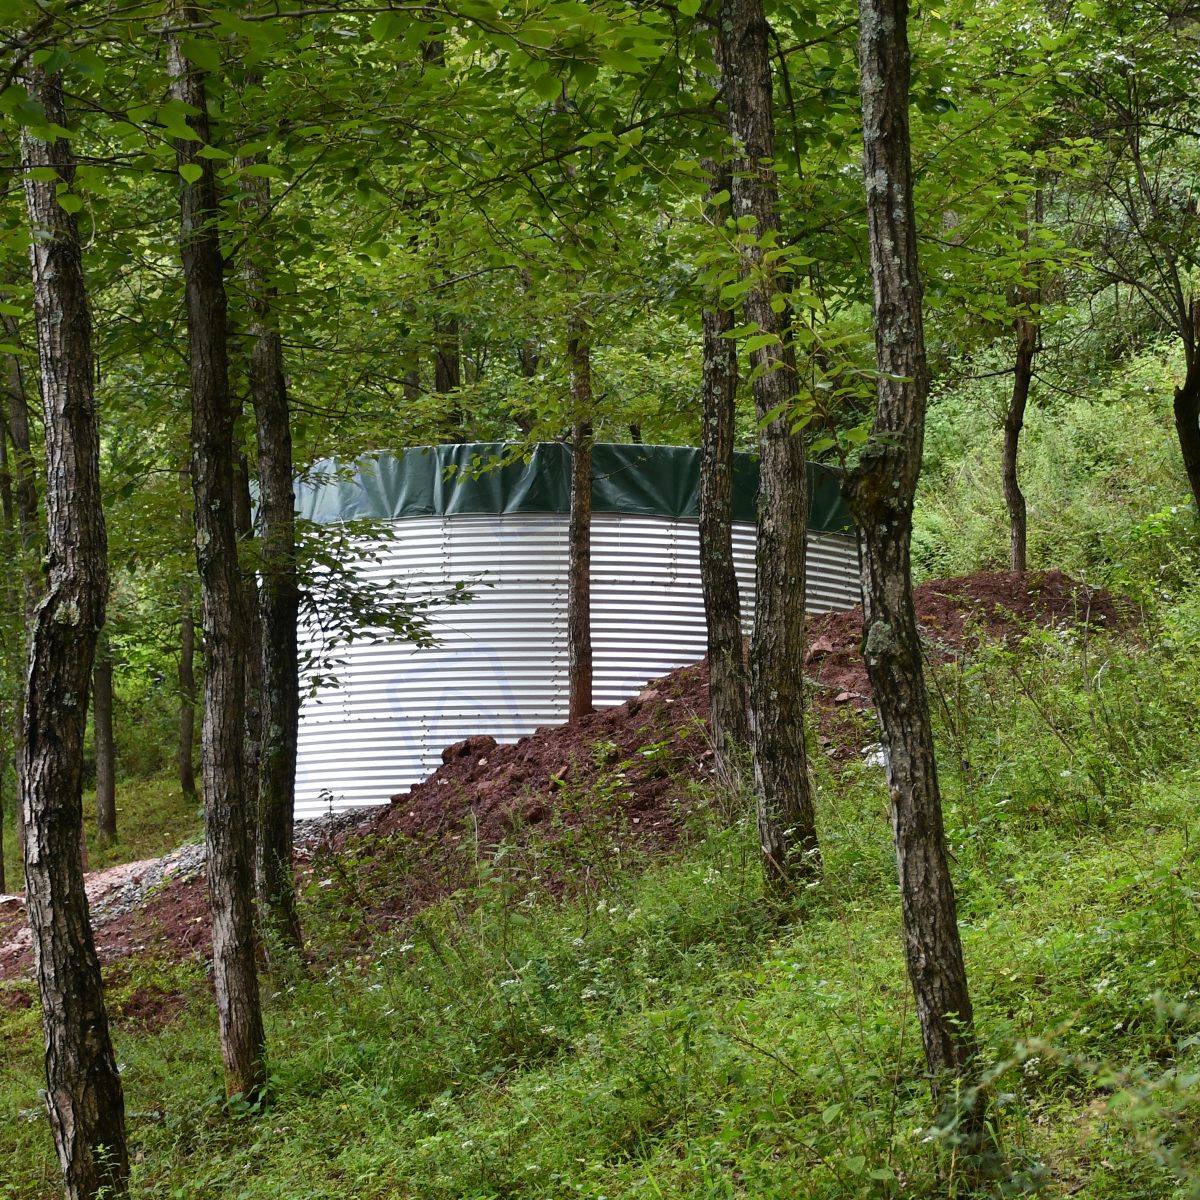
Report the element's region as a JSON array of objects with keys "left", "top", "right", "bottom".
[{"left": 0, "top": 569, "right": 1130, "bottom": 981}]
